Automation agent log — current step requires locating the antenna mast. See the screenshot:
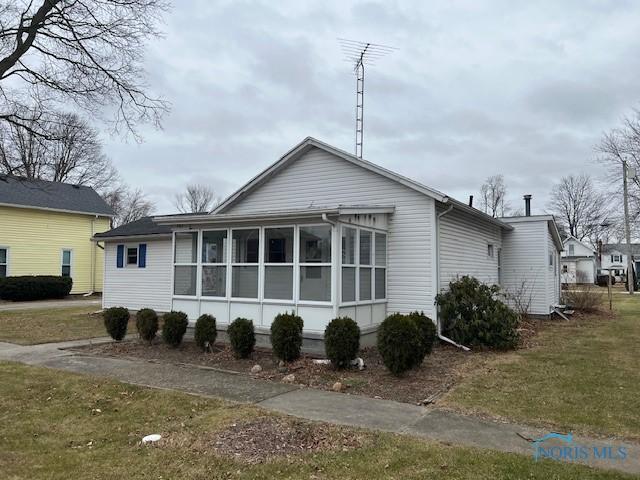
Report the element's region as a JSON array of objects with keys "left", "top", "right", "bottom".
[{"left": 339, "top": 38, "right": 396, "bottom": 158}]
